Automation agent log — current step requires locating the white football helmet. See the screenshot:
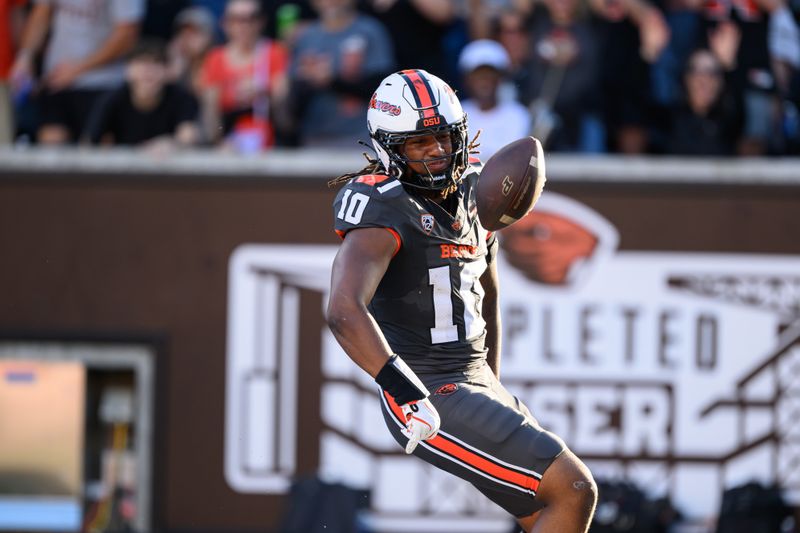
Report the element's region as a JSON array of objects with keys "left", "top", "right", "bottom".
[{"left": 367, "top": 69, "right": 469, "bottom": 191}]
